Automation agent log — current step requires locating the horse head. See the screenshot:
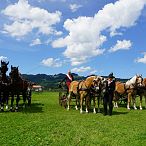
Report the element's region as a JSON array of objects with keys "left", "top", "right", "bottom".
[
  {"left": 89, "top": 76, "right": 103, "bottom": 92},
  {"left": 126, "top": 74, "right": 143, "bottom": 88},
  {"left": 100, "top": 78, "right": 108, "bottom": 94},
  {"left": 9, "top": 65, "right": 19, "bottom": 80},
  {"left": 135, "top": 74, "right": 143, "bottom": 87},
  {"left": 1, "top": 61, "right": 9, "bottom": 73}
]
